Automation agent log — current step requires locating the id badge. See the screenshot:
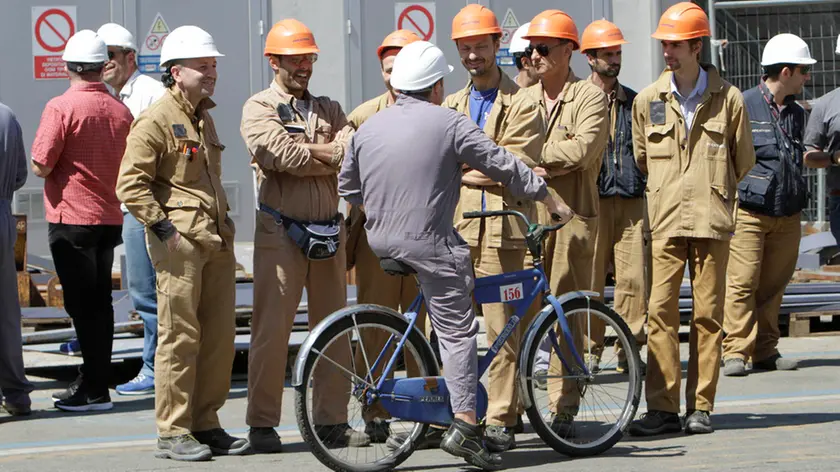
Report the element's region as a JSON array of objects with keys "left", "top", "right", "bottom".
[{"left": 650, "top": 101, "right": 666, "bottom": 125}]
